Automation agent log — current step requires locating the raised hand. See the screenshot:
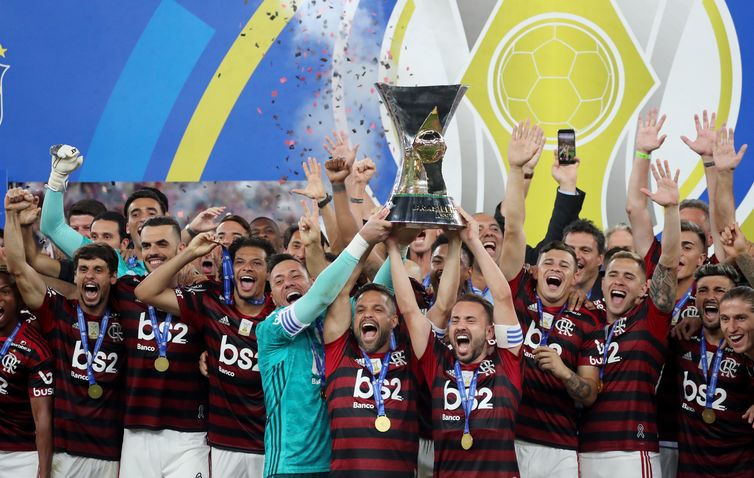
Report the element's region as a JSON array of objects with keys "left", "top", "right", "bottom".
[
  {"left": 720, "top": 223, "right": 750, "bottom": 259},
  {"left": 551, "top": 151, "right": 580, "bottom": 192},
  {"left": 323, "top": 130, "right": 359, "bottom": 165},
  {"left": 186, "top": 231, "right": 220, "bottom": 259},
  {"left": 635, "top": 108, "right": 667, "bottom": 154},
  {"left": 508, "top": 119, "right": 545, "bottom": 168},
  {"left": 640, "top": 159, "right": 679, "bottom": 207},
  {"left": 324, "top": 157, "right": 351, "bottom": 184},
  {"left": 352, "top": 157, "right": 377, "bottom": 185},
  {"left": 298, "top": 200, "right": 322, "bottom": 247},
  {"left": 457, "top": 206, "right": 480, "bottom": 246},
  {"left": 359, "top": 207, "right": 392, "bottom": 245},
  {"left": 48, "top": 144, "right": 84, "bottom": 191},
  {"left": 713, "top": 124, "right": 748, "bottom": 171},
  {"left": 680, "top": 110, "right": 717, "bottom": 157},
  {"left": 18, "top": 195, "right": 41, "bottom": 226},
  {"left": 188, "top": 206, "right": 226, "bottom": 234},
  {"left": 291, "top": 157, "right": 328, "bottom": 201},
  {"left": 4, "top": 187, "right": 35, "bottom": 212}
]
